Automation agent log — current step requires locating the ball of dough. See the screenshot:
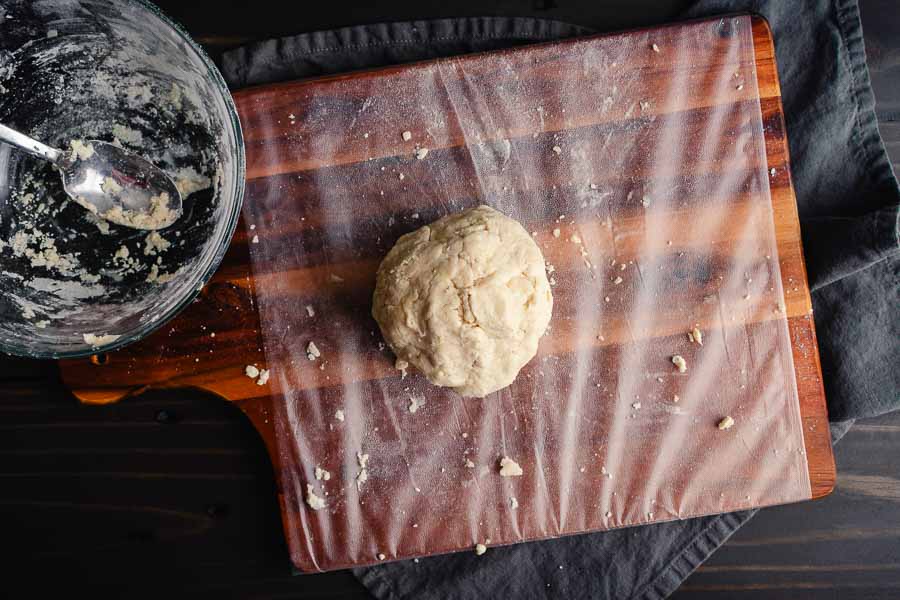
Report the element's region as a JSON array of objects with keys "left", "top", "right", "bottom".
[{"left": 372, "top": 205, "right": 553, "bottom": 397}]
